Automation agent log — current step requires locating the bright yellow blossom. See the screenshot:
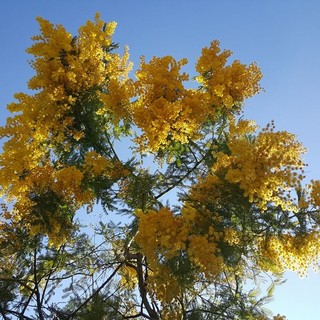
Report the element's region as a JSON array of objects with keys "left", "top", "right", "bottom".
[
  {"left": 196, "top": 40, "right": 262, "bottom": 112},
  {"left": 259, "top": 231, "right": 320, "bottom": 276},
  {"left": 133, "top": 56, "right": 209, "bottom": 153},
  {"left": 213, "top": 120, "right": 306, "bottom": 210},
  {"left": 0, "top": 13, "right": 316, "bottom": 320}
]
